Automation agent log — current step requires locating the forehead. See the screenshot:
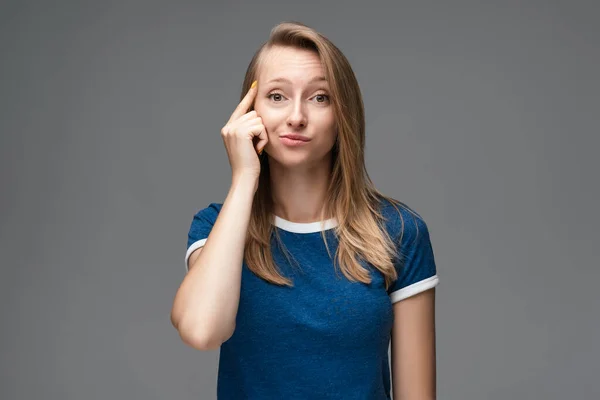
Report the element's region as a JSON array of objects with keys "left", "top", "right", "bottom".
[{"left": 258, "top": 46, "right": 326, "bottom": 83}]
